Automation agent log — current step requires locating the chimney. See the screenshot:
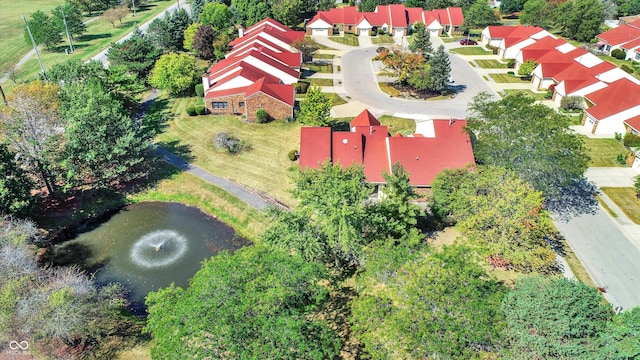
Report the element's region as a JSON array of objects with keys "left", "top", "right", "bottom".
[
  {"left": 238, "top": 25, "right": 245, "bottom": 38},
  {"left": 202, "top": 73, "right": 210, "bottom": 92}
]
